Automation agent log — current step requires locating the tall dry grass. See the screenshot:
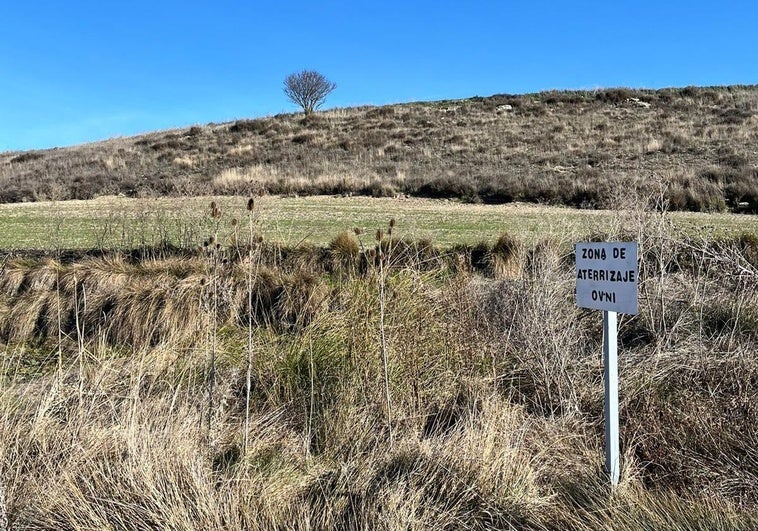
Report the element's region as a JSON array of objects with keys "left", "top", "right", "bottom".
[{"left": 0, "top": 211, "right": 756, "bottom": 527}]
